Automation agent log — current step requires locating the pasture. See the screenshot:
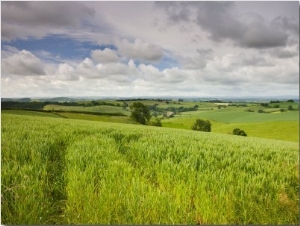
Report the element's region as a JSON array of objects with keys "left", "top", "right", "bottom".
[
  {"left": 43, "top": 104, "right": 130, "bottom": 116},
  {"left": 161, "top": 106, "right": 299, "bottom": 142}
]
